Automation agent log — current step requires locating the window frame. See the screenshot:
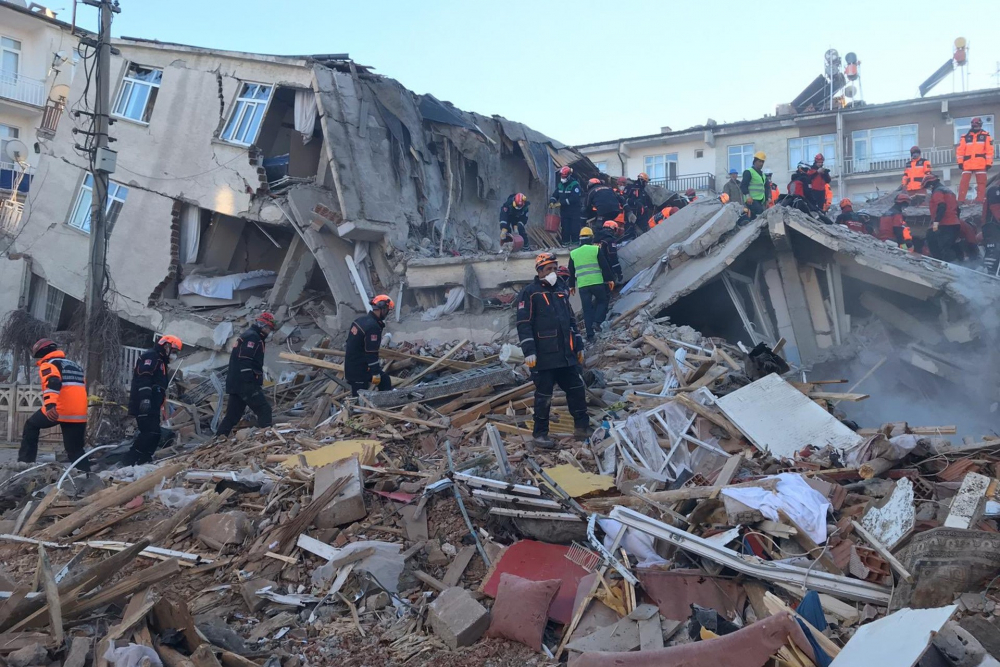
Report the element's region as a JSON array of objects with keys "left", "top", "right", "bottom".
[
  {"left": 727, "top": 143, "right": 755, "bottom": 174},
  {"left": 643, "top": 153, "right": 678, "bottom": 181},
  {"left": 851, "top": 124, "right": 918, "bottom": 167},
  {"left": 593, "top": 160, "right": 608, "bottom": 173},
  {"left": 112, "top": 62, "right": 163, "bottom": 124},
  {"left": 0, "top": 36, "right": 21, "bottom": 75},
  {"left": 788, "top": 133, "right": 838, "bottom": 173},
  {"left": 954, "top": 115, "right": 995, "bottom": 144},
  {"left": 66, "top": 173, "right": 130, "bottom": 234},
  {"left": 694, "top": 149, "right": 704, "bottom": 159},
  {"left": 221, "top": 82, "right": 274, "bottom": 147},
  {"left": 0, "top": 123, "right": 20, "bottom": 162}
]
